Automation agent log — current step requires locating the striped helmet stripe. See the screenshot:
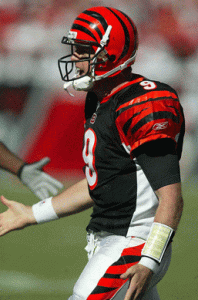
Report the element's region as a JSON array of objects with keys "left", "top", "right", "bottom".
[
  {"left": 107, "top": 8, "right": 130, "bottom": 62},
  {"left": 121, "top": 11, "right": 138, "bottom": 54},
  {"left": 71, "top": 24, "right": 98, "bottom": 42},
  {"left": 72, "top": 10, "right": 109, "bottom": 43},
  {"left": 83, "top": 9, "right": 108, "bottom": 32},
  {"left": 75, "top": 17, "right": 103, "bottom": 40}
]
